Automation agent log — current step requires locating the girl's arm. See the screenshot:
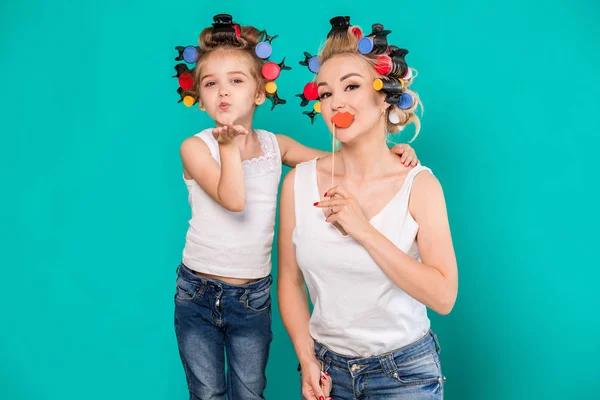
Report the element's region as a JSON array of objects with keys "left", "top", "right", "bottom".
[
  {"left": 276, "top": 134, "right": 419, "bottom": 168},
  {"left": 276, "top": 134, "right": 327, "bottom": 167},
  {"left": 180, "top": 126, "right": 247, "bottom": 212}
]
